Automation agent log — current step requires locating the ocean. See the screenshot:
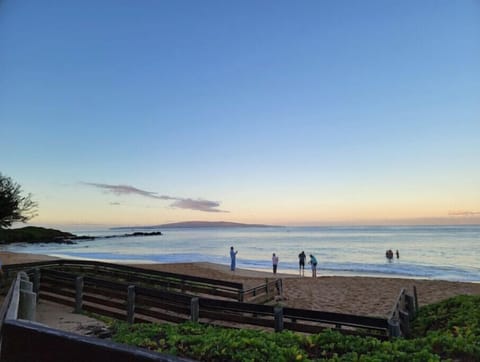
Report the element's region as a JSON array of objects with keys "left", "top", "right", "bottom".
[{"left": 2, "top": 225, "right": 479, "bottom": 282}]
